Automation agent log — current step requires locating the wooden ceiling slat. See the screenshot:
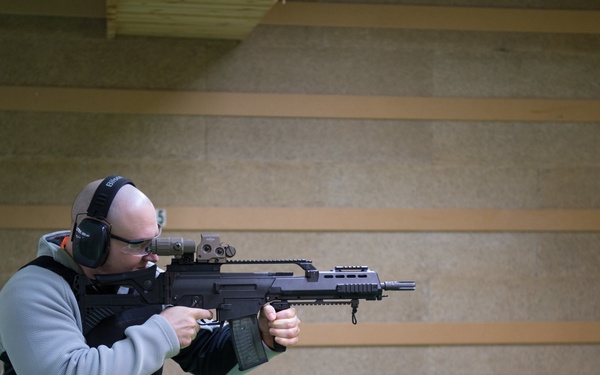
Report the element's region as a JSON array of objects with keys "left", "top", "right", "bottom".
[
  {"left": 116, "top": 23, "right": 259, "bottom": 39},
  {"left": 111, "top": 0, "right": 276, "bottom": 39},
  {"left": 118, "top": 3, "right": 271, "bottom": 17},
  {"left": 116, "top": 13, "right": 266, "bottom": 26}
]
